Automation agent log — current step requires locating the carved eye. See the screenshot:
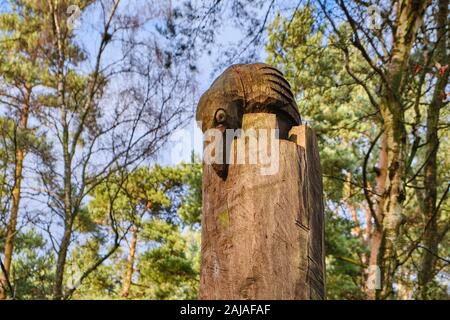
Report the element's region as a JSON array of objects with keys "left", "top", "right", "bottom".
[{"left": 214, "top": 108, "right": 226, "bottom": 124}]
